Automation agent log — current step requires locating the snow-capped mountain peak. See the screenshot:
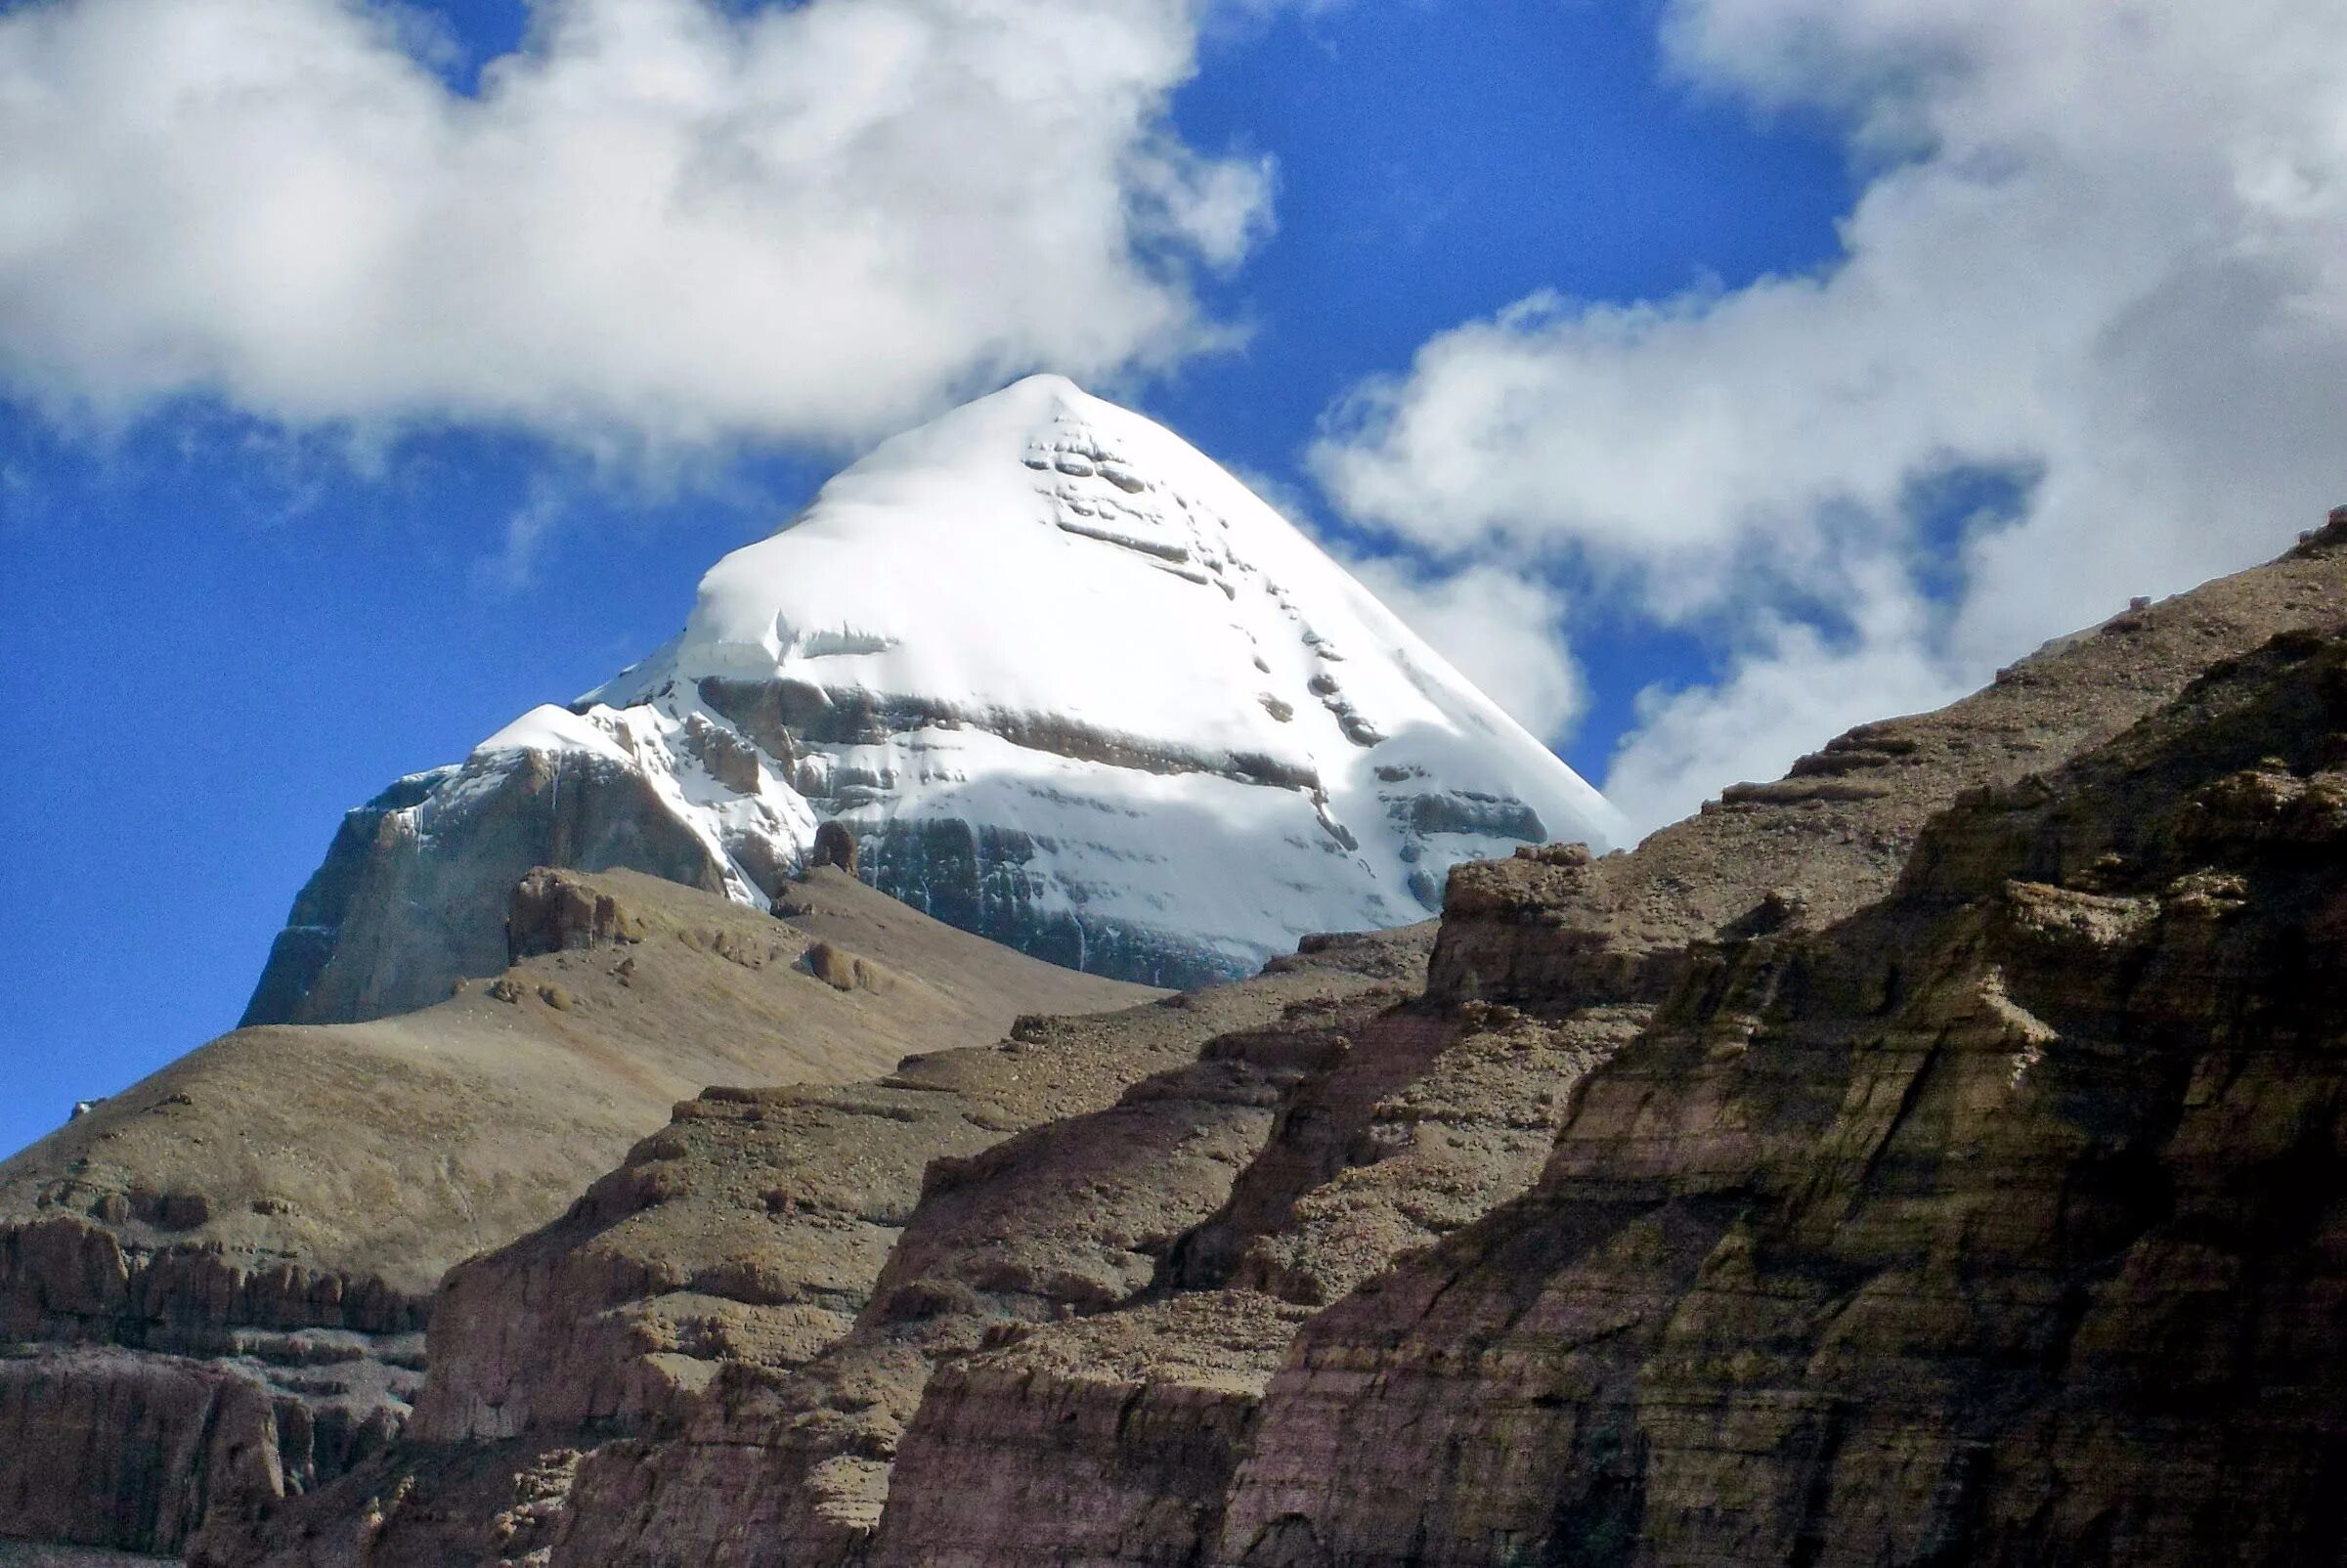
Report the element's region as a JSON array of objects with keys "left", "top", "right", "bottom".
[{"left": 245, "top": 376, "right": 1628, "bottom": 1024}]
